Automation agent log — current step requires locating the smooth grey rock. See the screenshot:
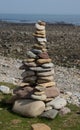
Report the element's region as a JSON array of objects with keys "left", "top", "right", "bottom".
[
  {"left": 12, "top": 99, "right": 45, "bottom": 117},
  {"left": 21, "top": 70, "right": 35, "bottom": 78},
  {"left": 42, "top": 63, "right": 54, "bottom": 68},
  {"left": 23, "top": 76, "right": 37, "bottom": 83},
  {"left": 27, "top": 51, "right": 37, "bottom": 58},
  {"left": 41, "top": 109, "right": 58, "bottom": 119},
  {"left": 31, "top": 49, "right": 42, "bottom": 54},
  {"left": 30, "top": 67, "right": 52, "bottom": 72},
  {"left": 46, "top": 97, "right": 67, "bottom": 109}
]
